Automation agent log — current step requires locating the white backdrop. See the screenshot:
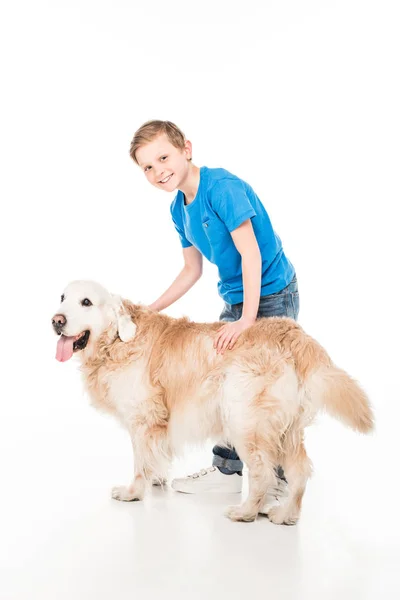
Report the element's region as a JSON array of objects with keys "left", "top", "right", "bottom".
[{"left": 1, "top": 0, "right": 399, "bottom": 595}]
